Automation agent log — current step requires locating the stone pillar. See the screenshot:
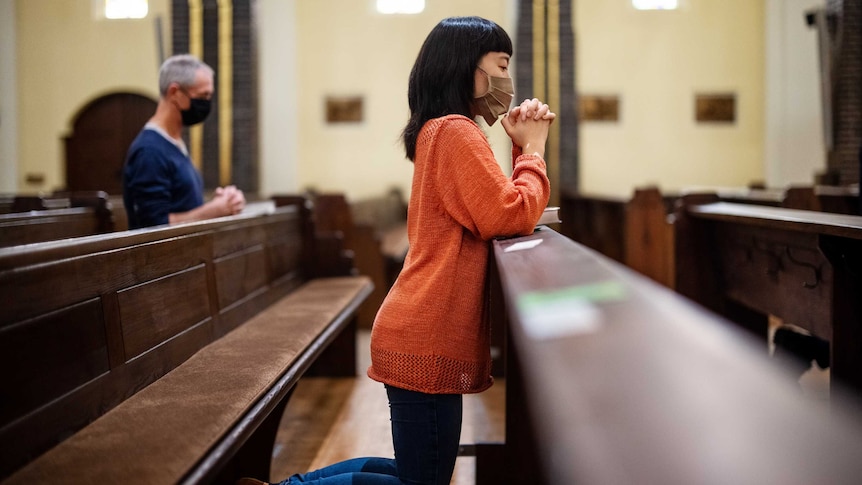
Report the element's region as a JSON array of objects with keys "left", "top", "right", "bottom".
[
  {"left": 824, "top": 0, "right": 861, "bottom": 186},
  {"left": 515, "top": 0, "right": 578, "bottom": 206},
  {"left": 171, "top": 0, "right": 259, "bottom": 193}
]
